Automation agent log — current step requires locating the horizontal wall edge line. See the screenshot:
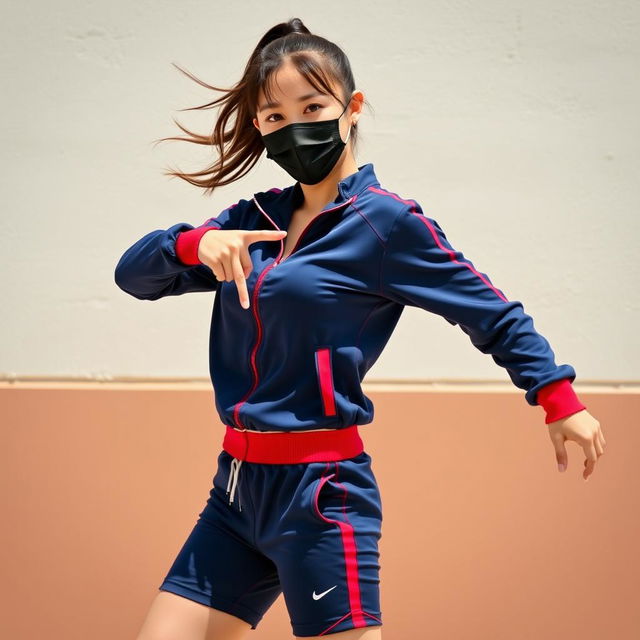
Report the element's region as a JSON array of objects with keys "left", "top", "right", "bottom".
[{"left": 0, "top": 377, "right": 638, "bottom": 394}]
